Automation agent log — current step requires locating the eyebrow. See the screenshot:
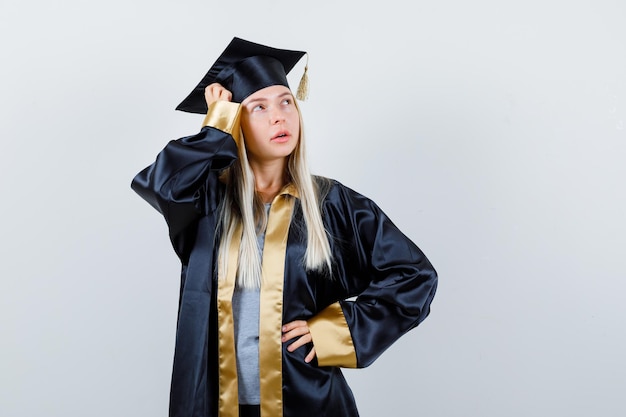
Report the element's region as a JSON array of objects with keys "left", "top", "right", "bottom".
[{"left": 245, "top": 91, "right": 293, "bottom": 106}]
